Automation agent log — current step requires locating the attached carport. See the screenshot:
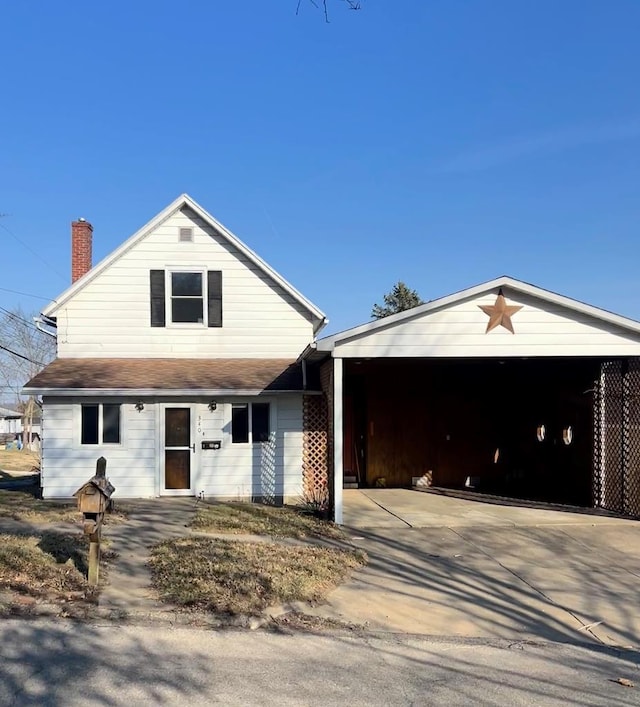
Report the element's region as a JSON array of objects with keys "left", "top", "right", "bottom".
[{"left": 307, "top": 276, "right": 640, "bottom": 523}]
